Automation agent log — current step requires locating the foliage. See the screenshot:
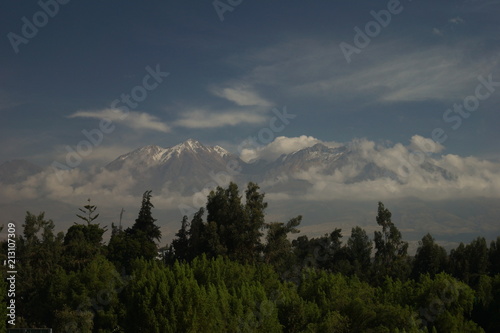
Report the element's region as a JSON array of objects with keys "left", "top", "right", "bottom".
[
  {"left": 76, "top": 198, "right": 100, "bottom": 225},
  {"left": 412, "top": 233, "right": 448, "bottom": 280},
  {"left": 3, "top": 186, "right": 499, "bottom": 331},
  {"left": 373, "top": 201, "right": 410, "bottom": 282},
  {"left": 264, "top": 215, "right": 301, "bottom": 273},
  {"left": 108, "top": 190, "right": 161, "bottom": 271},
  {"left": 16, "top": 212, "right": 64, "bottom": 326}
]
